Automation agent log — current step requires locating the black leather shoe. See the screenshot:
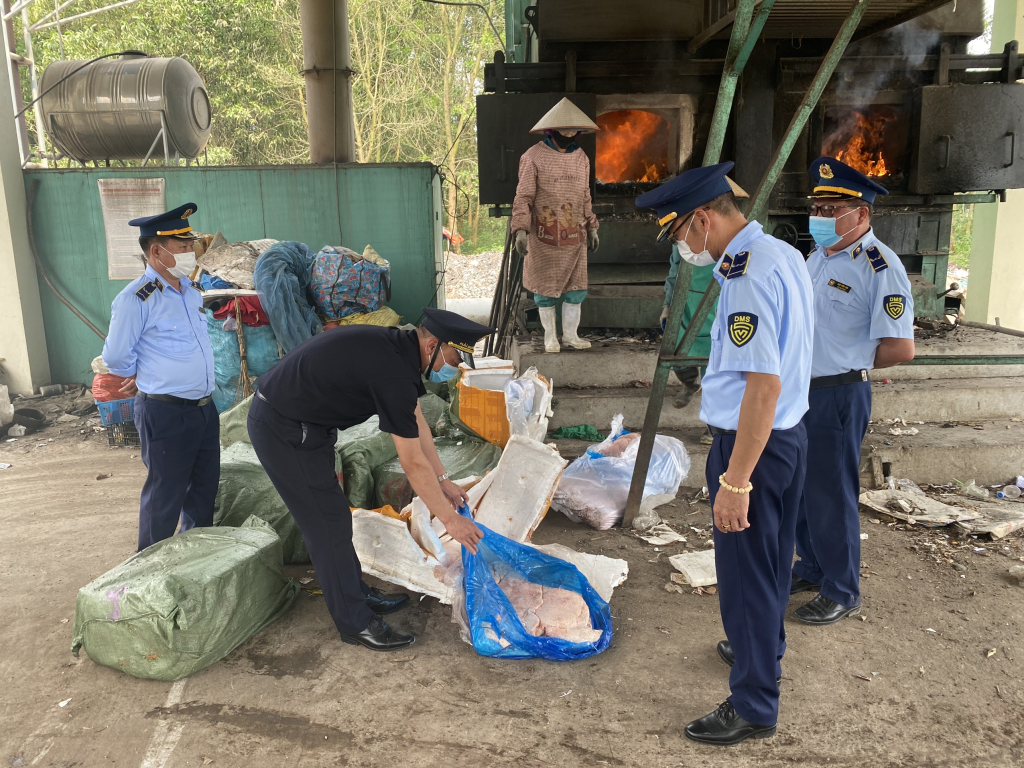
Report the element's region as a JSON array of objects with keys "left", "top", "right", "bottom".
[
  {"left": 339, "top": 616, "right": 415, "bottom": 651},
  {"left": 790, "top": 575, "right": 821, "bottom": 595},
  {"left": 793, "top": 593, "right": 860, "bottom": 626},
  {"left": 717, "top": 641, "right": 782, "bottom": 685},
  {"left": 685, "top": 701, "right": 776, "bottom": 746},
  {"left": 365, "top": 586, "right": 410, "bottom": 615}
]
